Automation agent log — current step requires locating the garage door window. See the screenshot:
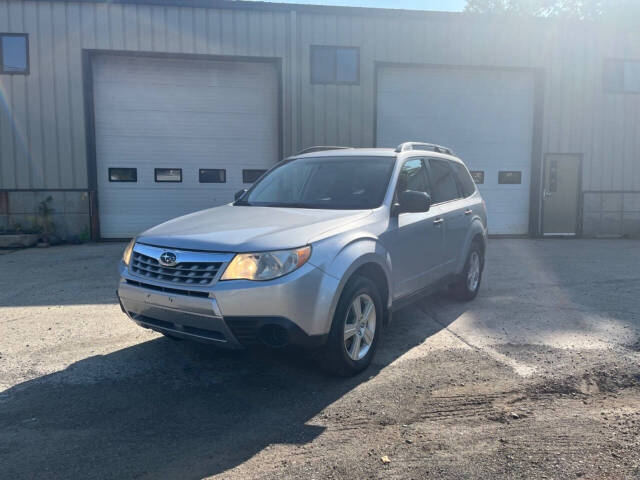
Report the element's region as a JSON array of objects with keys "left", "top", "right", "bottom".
[
  {"left": 243, "top": 169, "right": 267, "bottom": 184},
  {"left": 469, "top": 171, "right": 484, "bottom": 184},
  {"left": 199, "top": 169, "right": 226, "bottom": 183},
  {"left": 498, "top": 171, "right": 522, "bottom": 184},
  {"left": 155, "top": 168, "right": 182, "bottom": 183},
  {"left": 0, "top": 33, "right": 28, "bottom": 74},
  {"left": 428, "top": 159, "right": 460, "bottom": 204},
  {"left": 109, "top": 168, "right": 137, "bottom": 182},
  {"left": 311, "top": 46, "right": 359, "bottom": 85}
]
